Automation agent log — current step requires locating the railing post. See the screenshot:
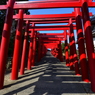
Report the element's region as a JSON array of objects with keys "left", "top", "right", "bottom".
[
  {"left": 0, "top": 0, "right": 15, "bottom": 89},
  {"left": 20, "top": 21, "right": 29, "bottom": 75},
  {"left": 11, "top": 9, "right": 24, "bottom": 80},
  {"left": 81, "top": 0, "right": 95, "bottom": 92}
]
